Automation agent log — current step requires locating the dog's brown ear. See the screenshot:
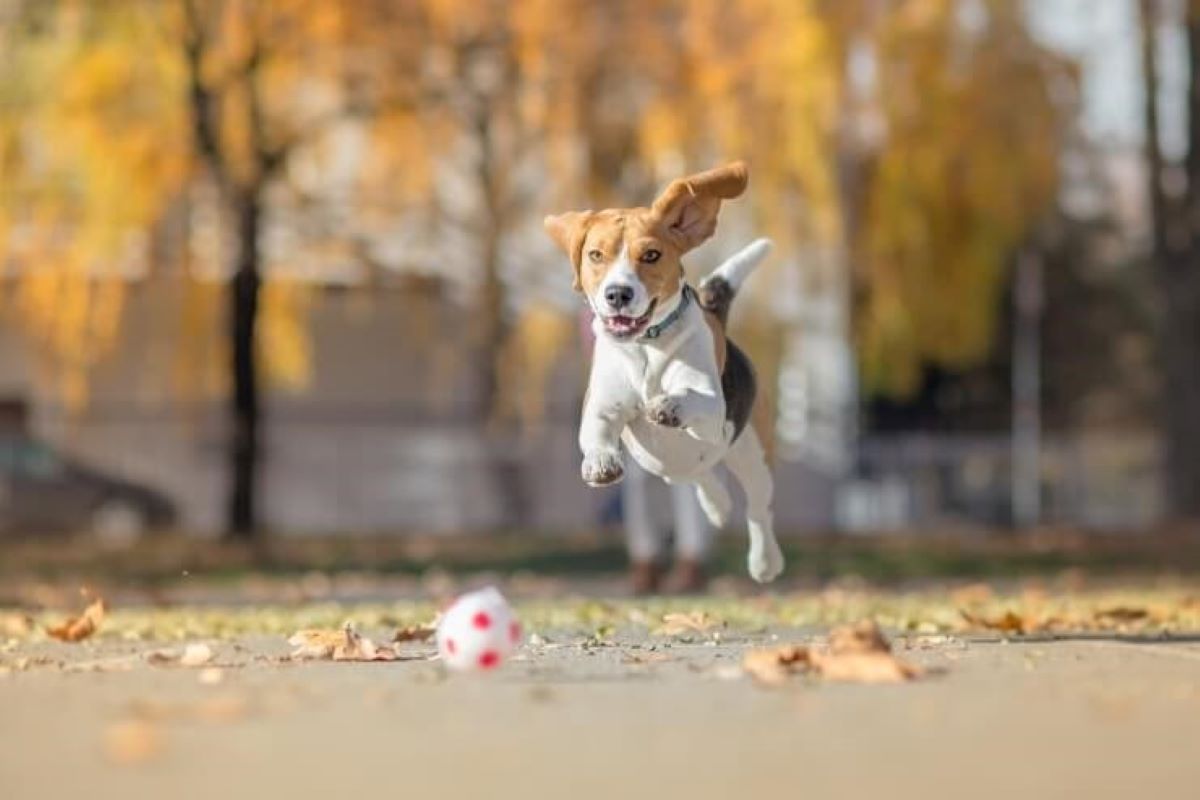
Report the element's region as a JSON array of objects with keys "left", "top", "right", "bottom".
[
  {"left": 544, "top": 211, "right": 594, "bottom": 292},
  {"left": 650, "top": 162, "right": 748, "bottom": 252}
]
